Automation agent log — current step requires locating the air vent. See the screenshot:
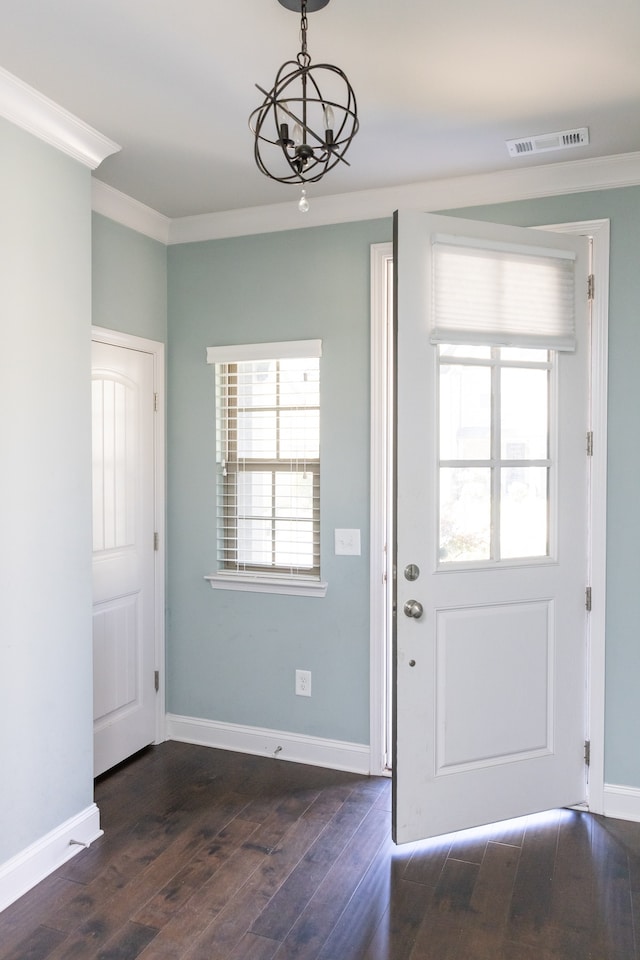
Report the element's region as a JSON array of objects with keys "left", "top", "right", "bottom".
[{"left": 506, "top": 127, "right": 589, "bottom": 158}]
